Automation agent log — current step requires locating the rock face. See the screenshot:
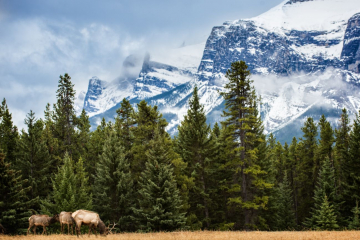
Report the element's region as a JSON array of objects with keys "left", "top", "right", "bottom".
[
  {"left": 80, "top": 0, "right": 360, "bottom": 143},
  {"left": 341, "top": 13, "right": 360, "bottom": 73}
]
